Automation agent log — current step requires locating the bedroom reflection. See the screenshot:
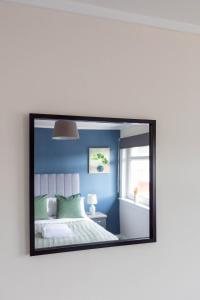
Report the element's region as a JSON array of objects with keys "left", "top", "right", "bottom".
[{"left": 34, "top": 118, "right": 150, "bottom": 249}]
